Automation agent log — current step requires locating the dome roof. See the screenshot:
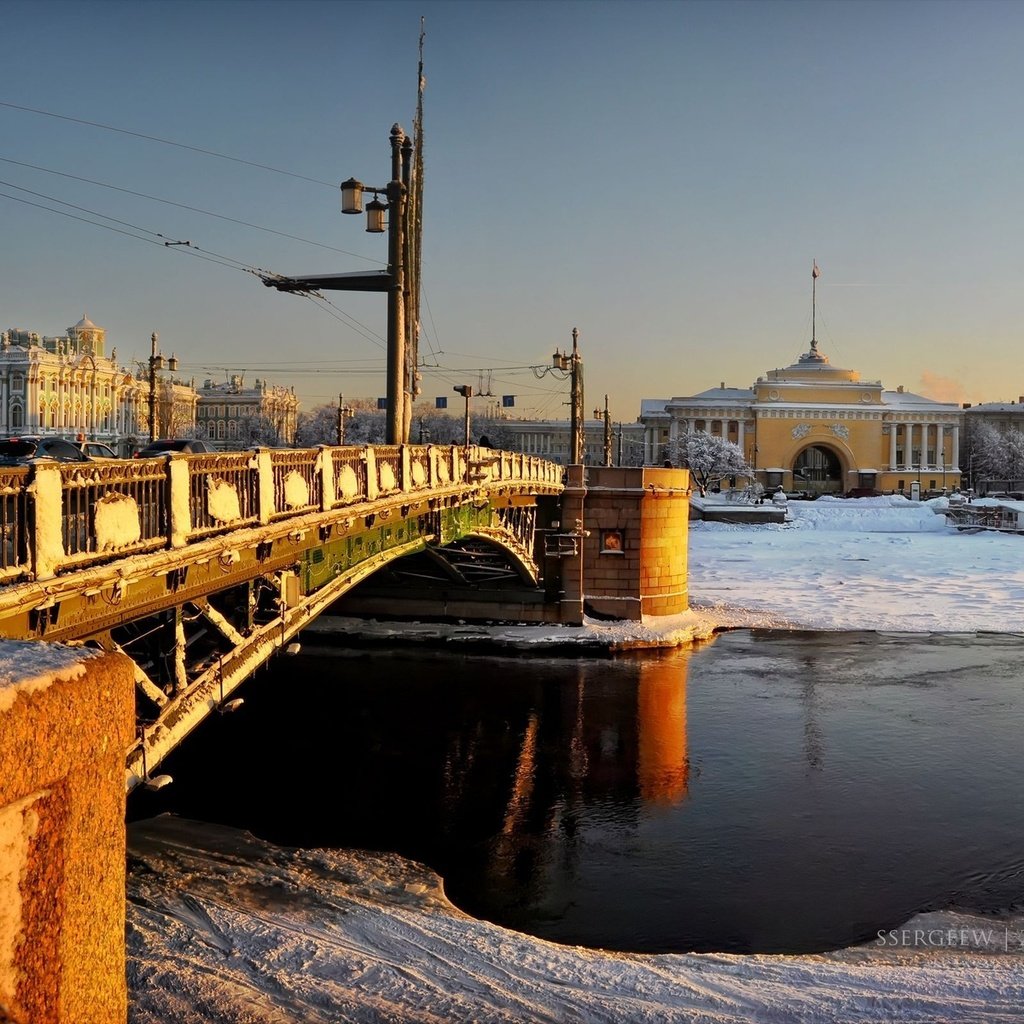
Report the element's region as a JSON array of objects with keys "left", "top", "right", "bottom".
[
  {"left": 73, "top": 314, "right": 100, "bottom": 331},
  {"left": 766, "top": 339, "right": 859, "bottom": 383}
]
